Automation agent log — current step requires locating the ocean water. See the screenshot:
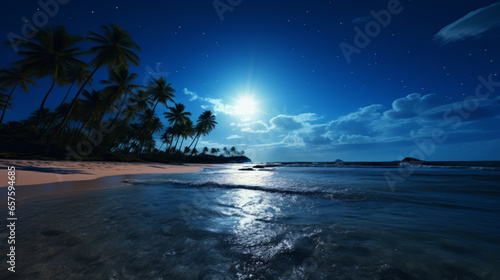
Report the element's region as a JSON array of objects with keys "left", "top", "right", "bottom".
[{"left": 2, "top": 163, "right": 500, "bottom": 279}]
